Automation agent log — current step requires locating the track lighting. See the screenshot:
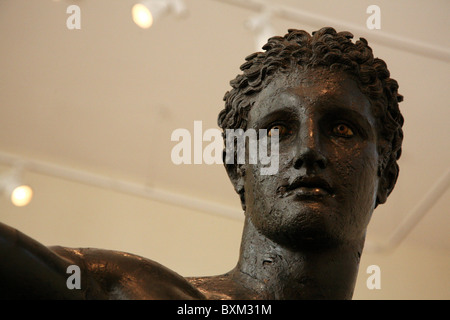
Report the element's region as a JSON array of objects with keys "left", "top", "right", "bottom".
[
  {"left": 0, "top": 166, "right": 33, "bottom": 207},
  {"left": 132, "top": 0, "right": 187, "bottom": 29}
]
